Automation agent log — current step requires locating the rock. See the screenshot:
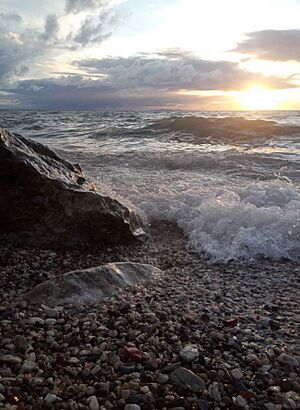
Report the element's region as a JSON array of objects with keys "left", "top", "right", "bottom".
[
  {"left": 0, "top": 127, "right": 147, "bottom": 248},
  {"left": 25, "top": 263, "right": 161, "bottom": 306},
  {"left": 231, "top": 368, "right": 243, "bottom": 379},
  {"left": 124, "top": 405, "right": 141, "bottom": 410},
  {"left": 277, "top": 353, "right": 299, "bottom": 368},
  {"left": 157, "top": 373, "right": 169, "bottom": 384},
  {"left": 119, "top": 364, "right": 136, "bottom": 375},
  {"left": 209, "top": 382, "right": 221, "bottom": 402},
  {"left": 44, "top": 393, "right": 61, "bottom": 404},
  {"left": 235, "top": 395, "right": 247, "bottom": 408},
  {"left": 14, "top": 335, "right": 27, "bottom": 353},
  {"left": 179, "top": 344, "right": 199, "bottom": 362},
  {"left": 0, "top": 393, "right": 5, "bottom": 402},
  {"left": 0, "top": 355, "right": 22, "bottom": 365},
  {"left": 119, "top": 300, "right": 131, "bottom": 313},
  {"left": 45, "top": 318, "right": 57, "bottom": 326},
  {"left": 88, "top": 396, "right": 99, "bottom": 410},
  {"left": 170, "top": 367, "right": 206, "bottom": 392},
  {"left": 97, "top": 382, "right": 110, "bottom": 396},
  {"left": 197, "top": 399, "right": 209, "bottom": 410},
  {"left": 43, "top": 307, "right": 59, "bottom": 318},
  {"left": 20, "top": 360, "right": 36, "bottom": 373},
  {"left": 29, "top": 317, "right": 44, "bottom": 326},
  {"left": 124, "top": 346, "right": 143, "bottom": 362}
]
